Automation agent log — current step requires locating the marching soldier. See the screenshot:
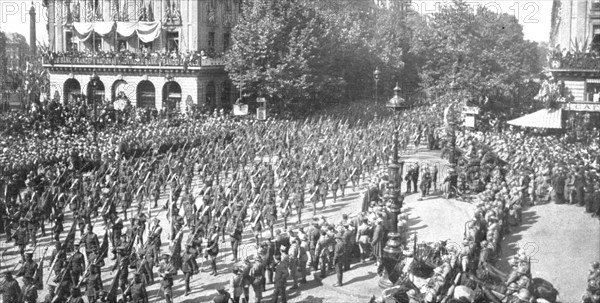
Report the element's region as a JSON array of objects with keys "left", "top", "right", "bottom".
[
  {"left": 158, "top": 254, "right": 176, "bottom": 303},
  {"left": 23, "top": 281, "right": 38, "bottom": 303},
  {"left": 130, "top": 272, "right": 148, "bottom": 303},
  {"left": 82, "top": 264, "right": 103, "bottom": 303},
  {"left": 82, "top": 225, "right": 99, "bottom": 260},
  {"left": 230, "top": 220, "right": 244, "bottom": 262},
  {"left": 318, "top": 179, "right": 328, "bottom": 209},
  {"left": 135, "top": 213, "right": 147, "bottom": 246},
  {"left": 13, "top": 219, "right": 29, "bottom": 262},
  {"left": 112, "top": 244, "right": 130, "bottom": 294},
  {"left": 67, "top": 286, "right": 84, "bottom": 303},
  {"left": 108, "top": 213, "right": 123, "bottom": 260},
  {"left": 0, "top": 271, "right": 21, "bottom": 303},
  {"left": 182, "top": 244, "right": 199, "bottom": 296},
  {"left": 147, "top": 219, "right": 162, "bottom": 264},
  {"left": 70, "top": 244, "right": 85, "bottom": 286},
  {"left": 330, "top": 177, "right": 339, "bottom": 203},
  {"left": 16, "top": 251, "right": 38, "bottom": 293},
  {"left": 206, "top": 225, "right": 220, "bottom": 276}
]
